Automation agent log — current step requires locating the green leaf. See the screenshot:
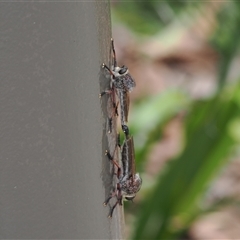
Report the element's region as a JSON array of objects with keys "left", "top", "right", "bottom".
[
  {"left": 129, "top": 89, "right": 190, "bottom": 172},
  {"left": 132, "top": 83, "right": 240, "bottom": 239}
]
